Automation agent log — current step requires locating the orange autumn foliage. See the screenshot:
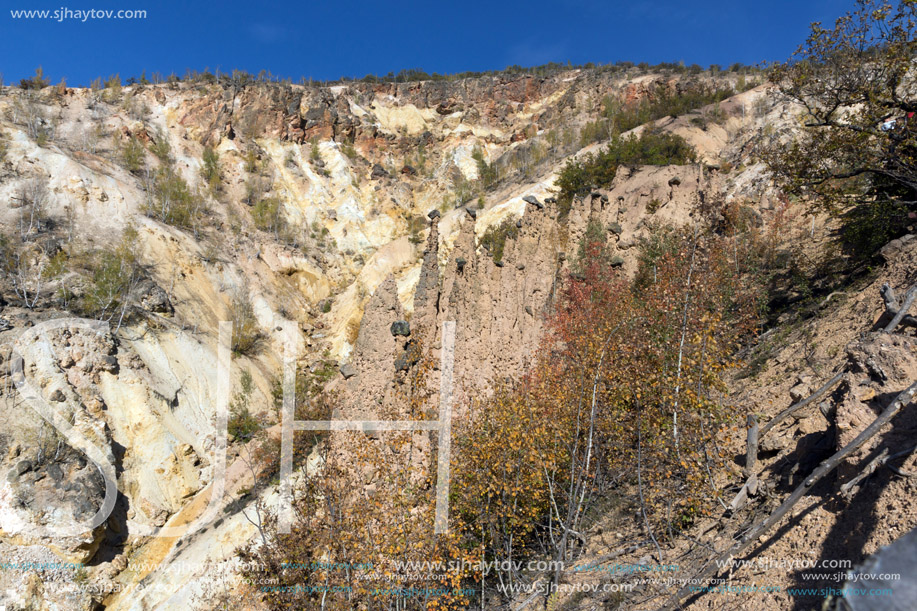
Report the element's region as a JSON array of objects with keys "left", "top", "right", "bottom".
[{"left": 452, "top": 219, "right": 765, "bottom": 601}]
